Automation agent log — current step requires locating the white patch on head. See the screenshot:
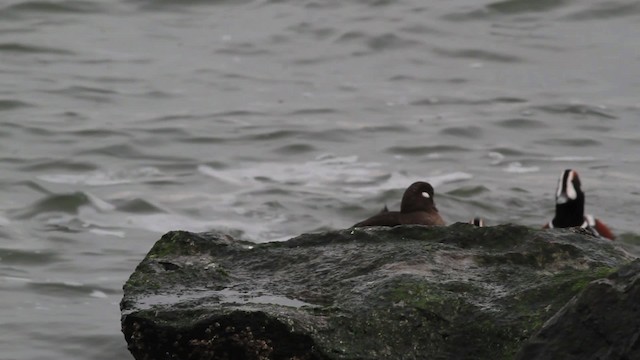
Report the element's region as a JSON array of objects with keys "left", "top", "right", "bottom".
[
  {"left": 556, "top": 170, "right": 577, "bottom": 203},
  {"left": 566, "top": 171, "right": 577, "bottom": 200},
  {"left": 421, "top": 191, "right": 430, "bottom": 199}
]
